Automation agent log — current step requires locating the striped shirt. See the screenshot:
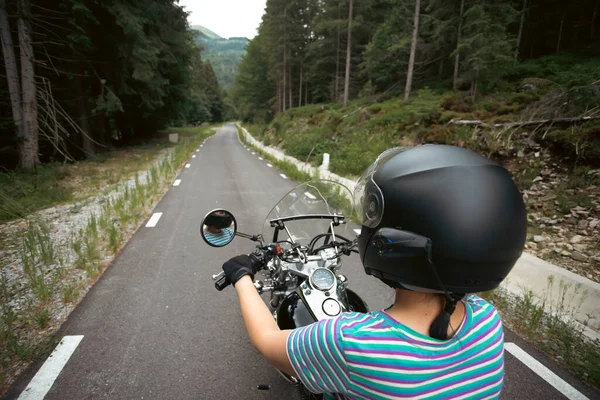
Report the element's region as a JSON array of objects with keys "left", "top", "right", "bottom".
[
  {"left": 286, "top": 295, "right": 504, "bottom": 399},
  {"left": 204, "top": 228, "right": 234, "bottom": 246}
]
